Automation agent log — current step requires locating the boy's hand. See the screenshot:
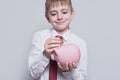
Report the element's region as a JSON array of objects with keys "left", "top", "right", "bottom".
[
  {"left": 57, "top": 62, "right": 78, "bottom": 72},
  {"left": 43, "top": 37, "right": 63, "bottom": 58}
]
